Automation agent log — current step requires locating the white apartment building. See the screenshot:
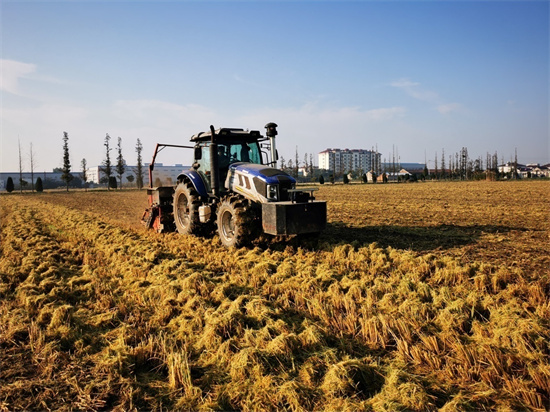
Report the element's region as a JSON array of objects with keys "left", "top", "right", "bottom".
[{"left": 319, "top": 148, "right": 382, "bottom": 175}]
